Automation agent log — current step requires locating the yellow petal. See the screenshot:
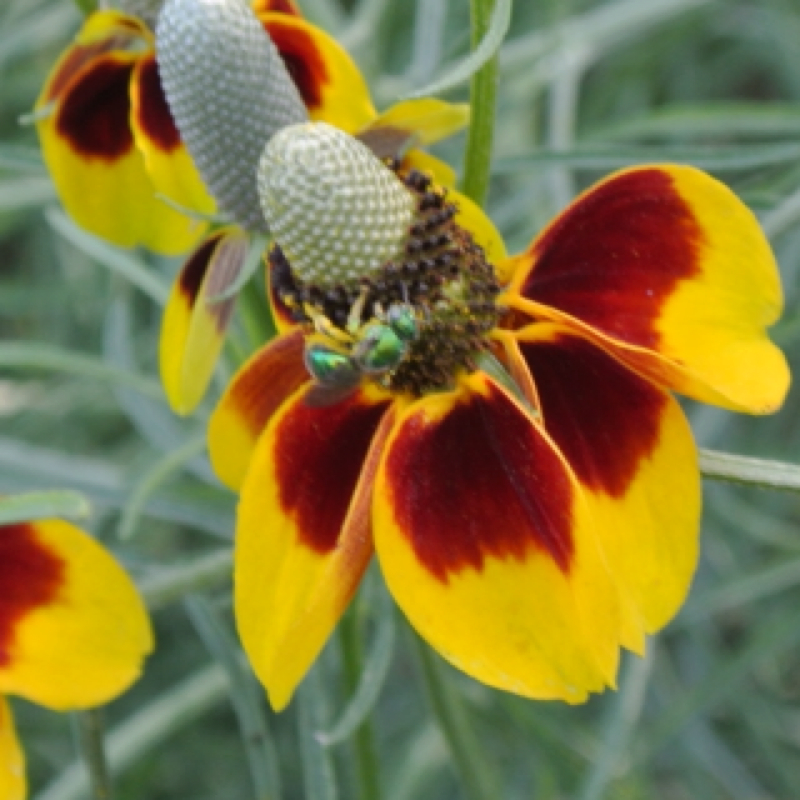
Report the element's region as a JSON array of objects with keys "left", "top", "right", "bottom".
[
  {"left": 374, "top": 373, "right": 622, "bottom": 702},
  {"left": 130, "top": 52, "right": 215, "bottom": 222},
  {"left": 503, "top": 165, "right": 789, "bottom": 413},
  {"left": 450, "top": 188, "right": 507, "bottom": 267},
  {"left": 208, "top": 329, "right": 309, "bottom": 490},
  {"left": 236, "top": 385, "right": 395, "bottom": 709},
  {"left": 0, "top": 698, "right": 24, "bottom": 800},
  {"left": 259, "top": 13, "right": 376, "bottom": 133},
  {"left": 515, "top": 324, "right": 701, "bottom": 649},
  {"left": 365, "top": 97, "right": 470, "bottom": 148},
  {"left": 0, "top": 520, "right": 153, "bottom": 710},
  {"left": 36, "top": 11, "right": 203, "bottom": 255},
  {"left": 160, "top": 229, "right": 248, "bottom": 415}
]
